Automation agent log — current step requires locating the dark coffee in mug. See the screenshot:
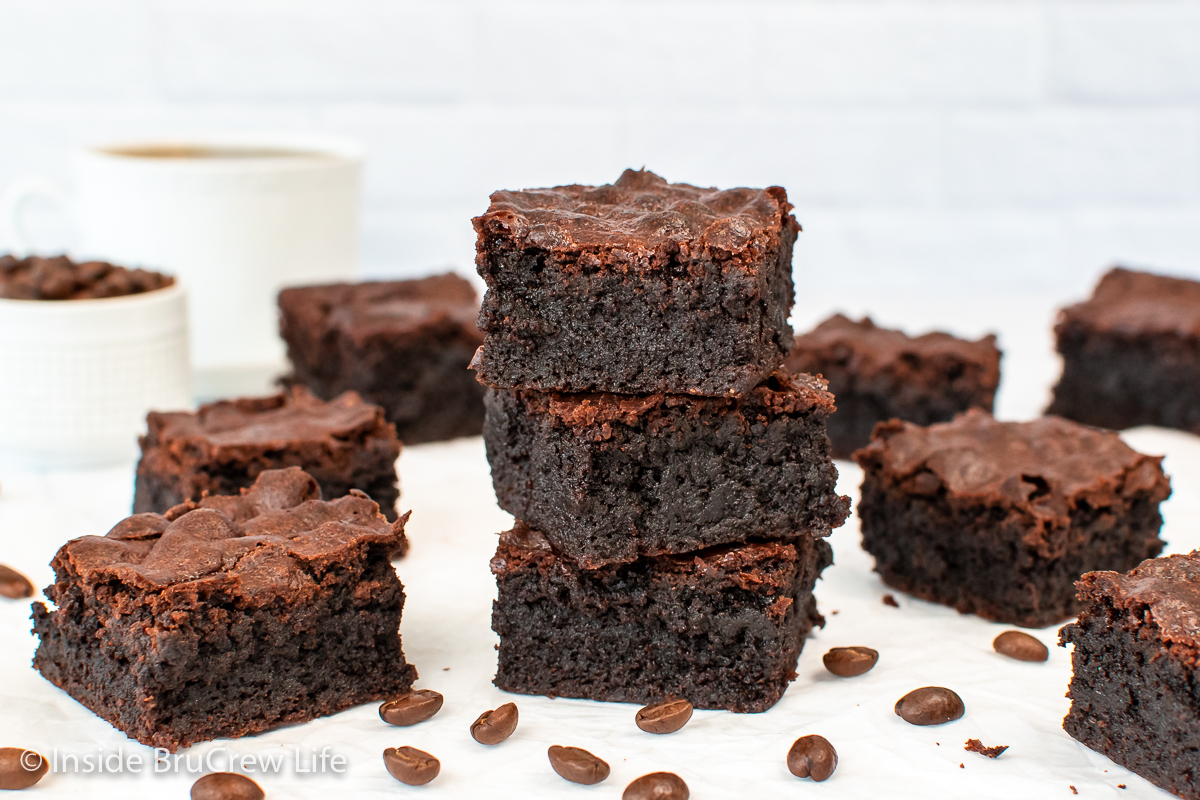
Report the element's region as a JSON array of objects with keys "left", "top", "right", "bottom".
[{"left": 99, "top": 144, "right": 336, "bottom": 160}]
